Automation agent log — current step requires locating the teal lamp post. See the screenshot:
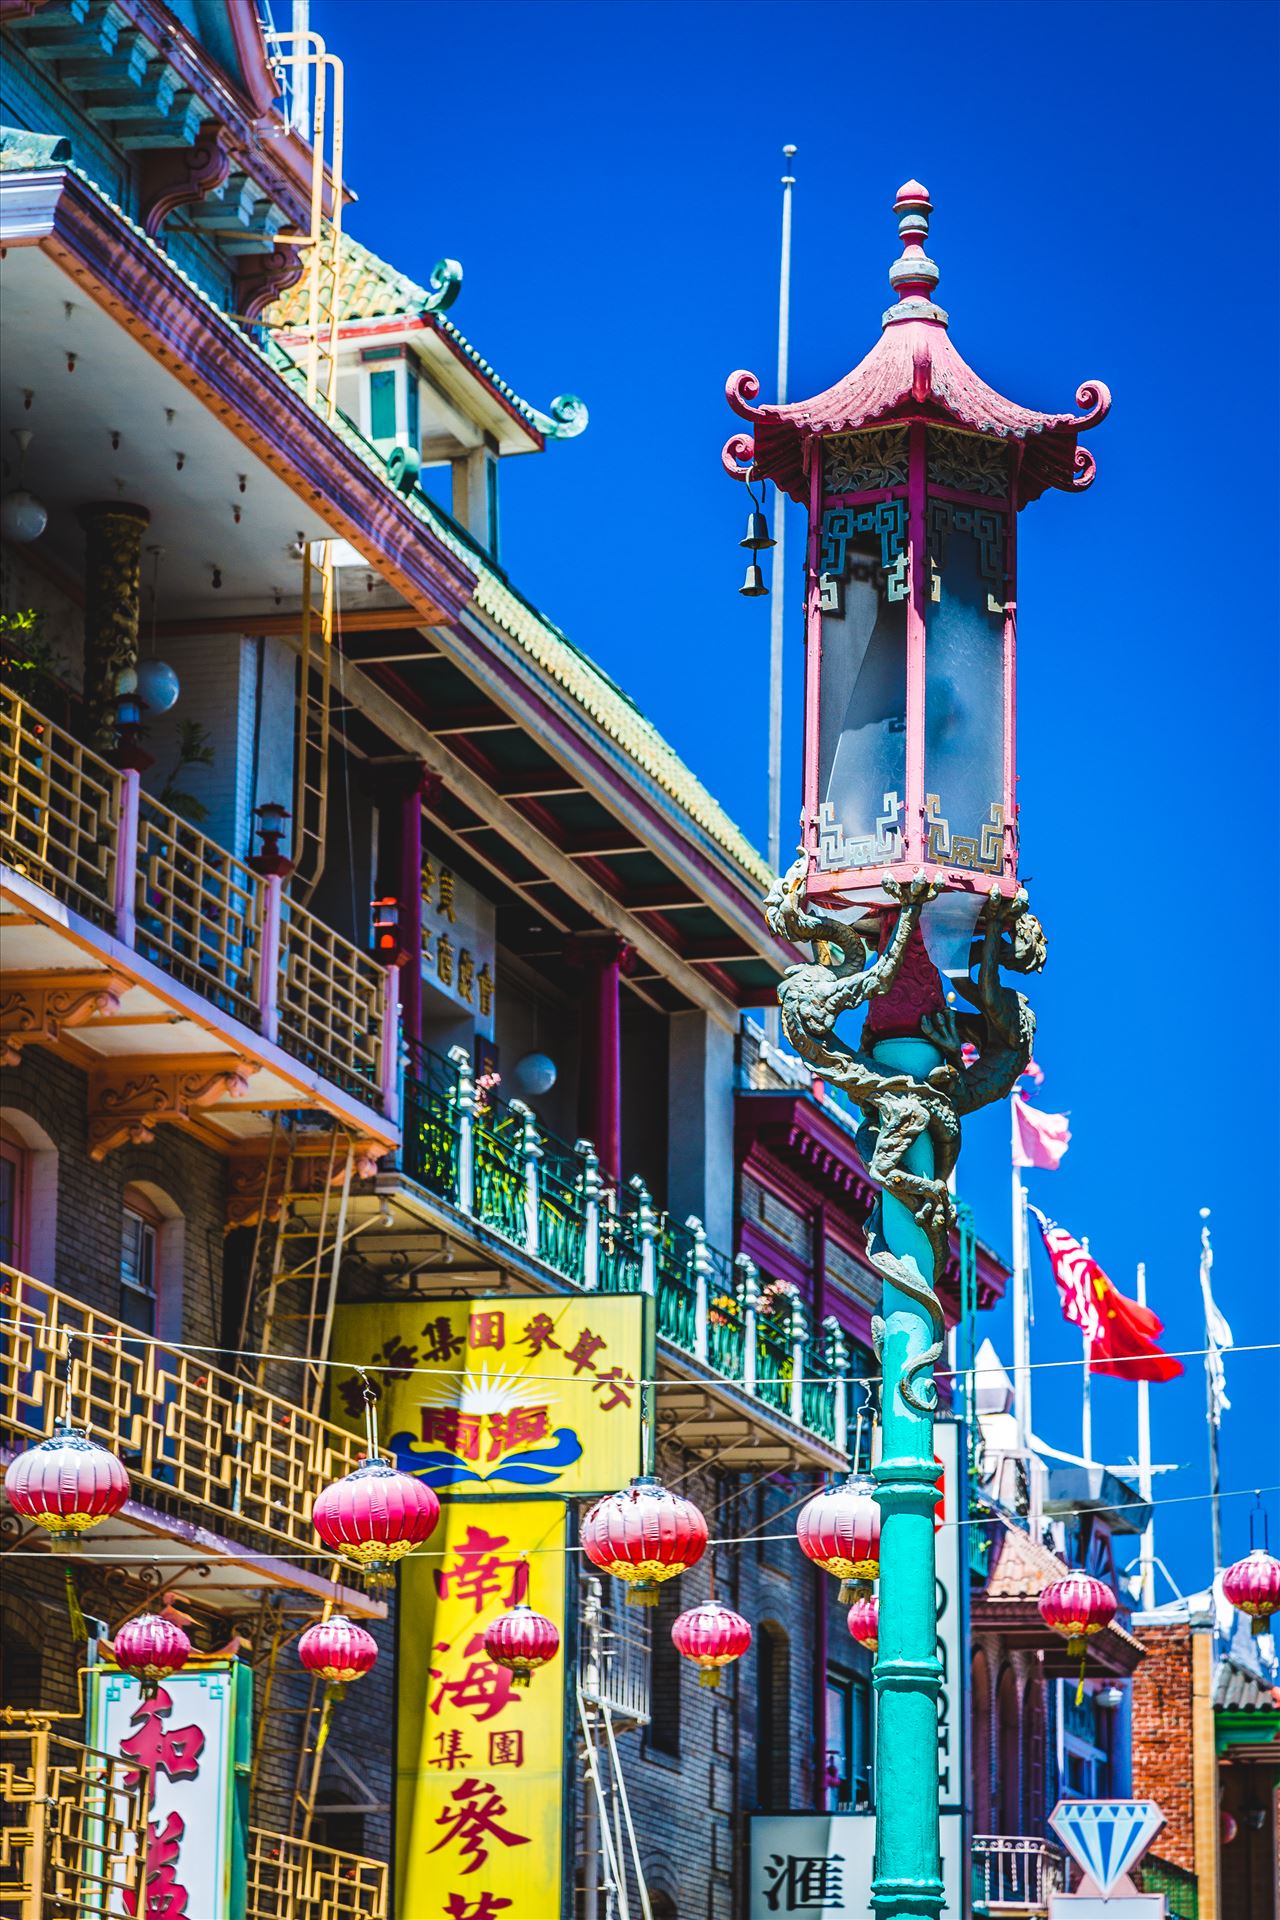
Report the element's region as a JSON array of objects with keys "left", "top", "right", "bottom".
[{"left": 725, "top": 183, "right": 1108, "bottom": 1917}]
